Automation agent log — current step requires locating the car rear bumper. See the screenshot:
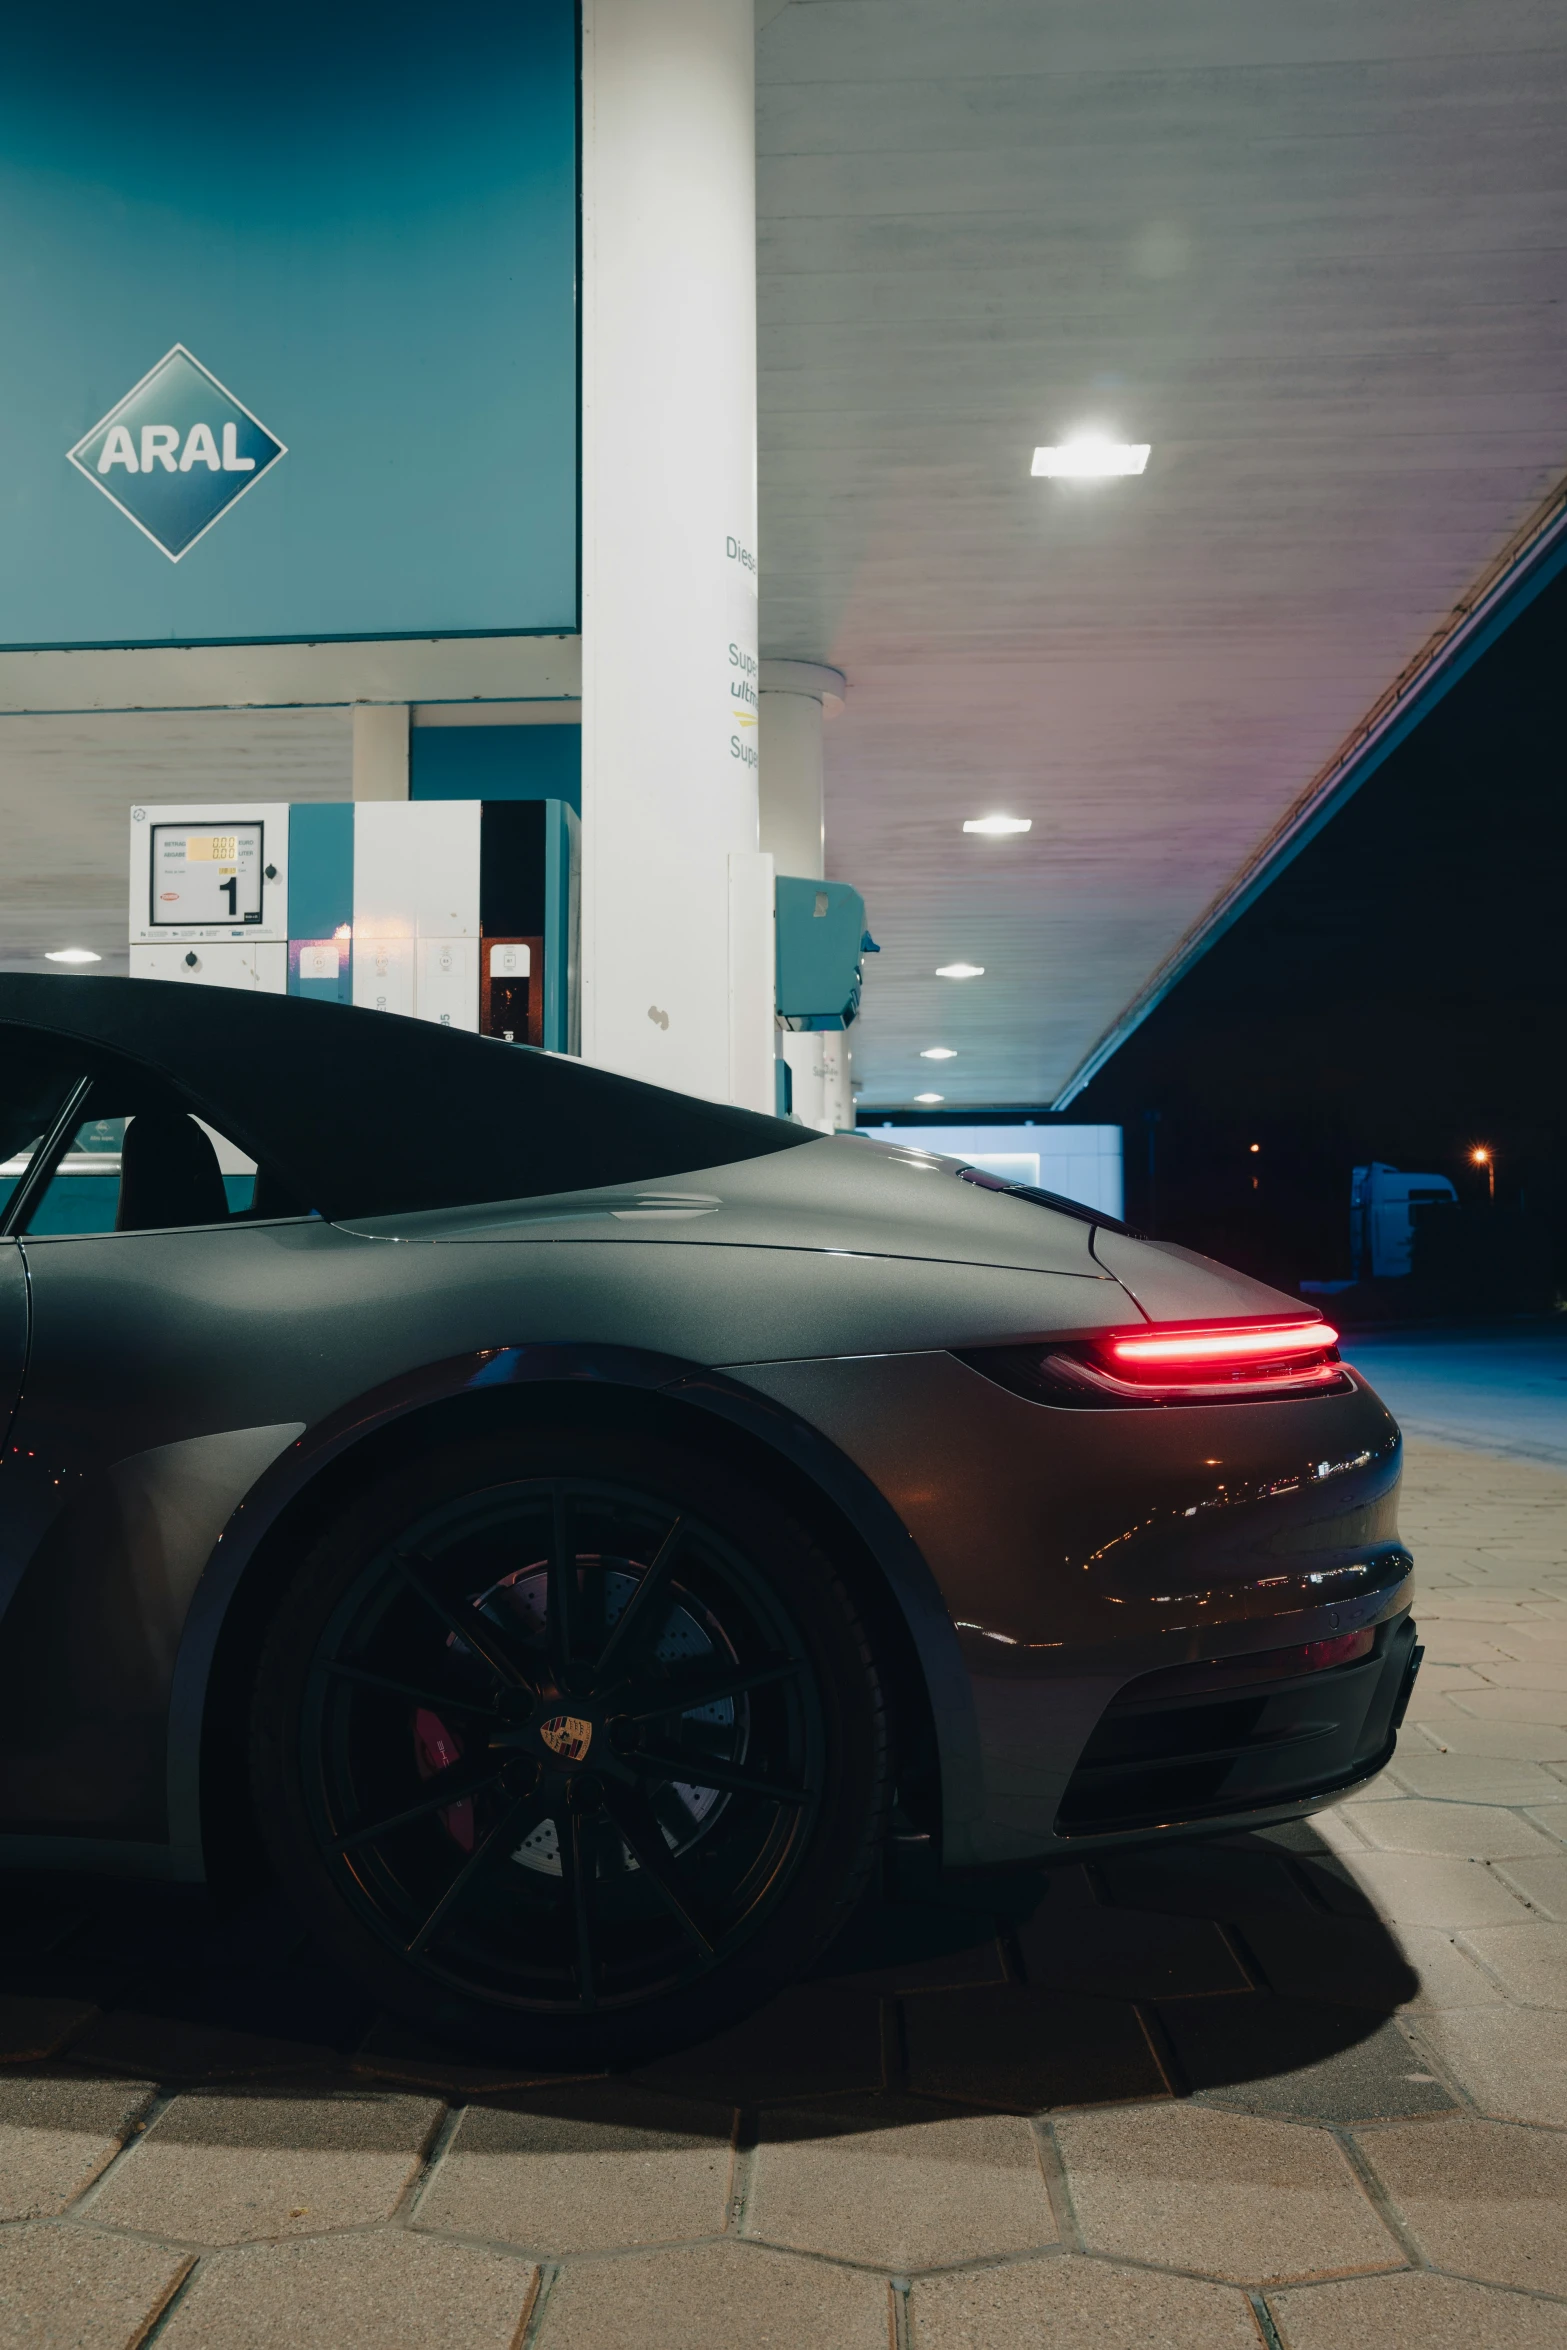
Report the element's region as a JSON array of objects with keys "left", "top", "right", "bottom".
[
  {"left": 1053, "top": 1612, "right": 1422, "bottom": 1838},
  {"left": 731, "top": 1348, "right": 1413, "bottom": 1867}
]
